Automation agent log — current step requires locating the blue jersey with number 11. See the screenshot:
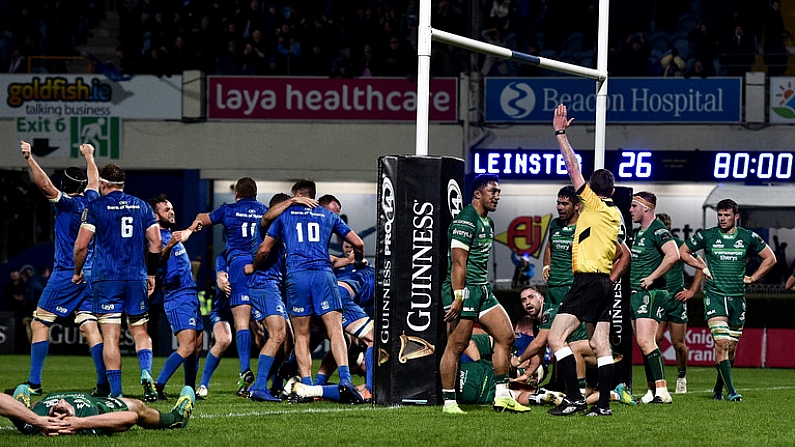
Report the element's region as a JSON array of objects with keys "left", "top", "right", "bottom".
[
  {"left": 268, "top": 204, "right": 352, "bottom": 273},
  {"left": 209, "top": 198, "right": 267, "bottom": 261}
]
